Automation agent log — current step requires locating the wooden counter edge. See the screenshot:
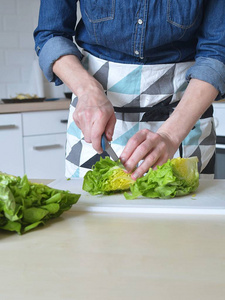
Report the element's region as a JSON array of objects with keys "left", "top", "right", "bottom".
[{"left": 0, "top": 99, "right": 70, "bottom": 114}]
